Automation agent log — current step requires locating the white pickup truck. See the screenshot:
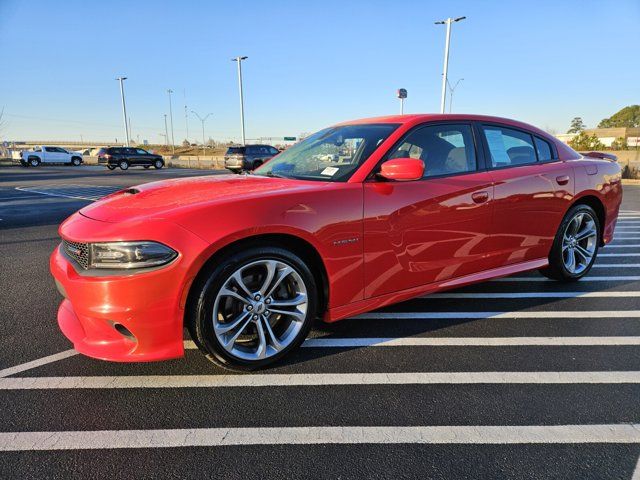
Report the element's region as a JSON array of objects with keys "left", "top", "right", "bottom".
[{"left": 19, "top": 146, "right": 83, "bottom": 167}]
